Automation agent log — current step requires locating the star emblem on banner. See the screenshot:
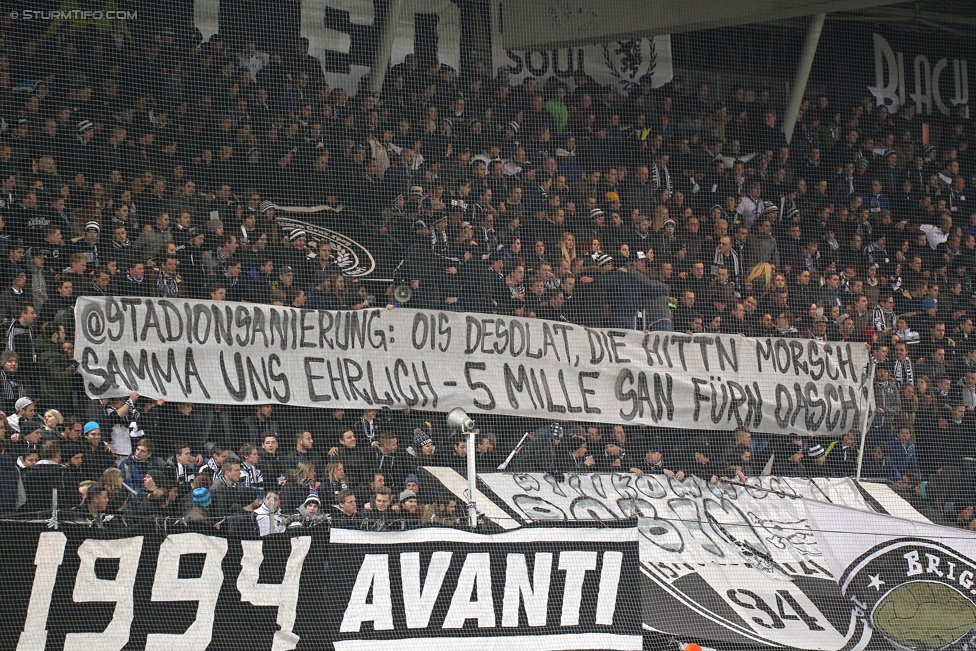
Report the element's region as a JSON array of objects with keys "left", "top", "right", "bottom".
[{"left": 867, "top": 574, "right": 886, "bottom": 591}]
